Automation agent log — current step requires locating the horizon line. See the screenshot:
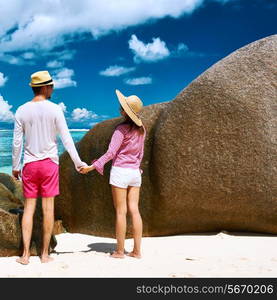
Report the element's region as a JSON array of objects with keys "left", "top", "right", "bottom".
[{"left": 0, "top": 128, "right": 90, "bottom": 132}]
